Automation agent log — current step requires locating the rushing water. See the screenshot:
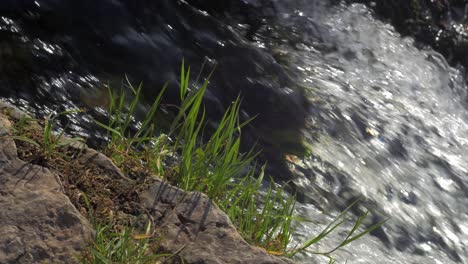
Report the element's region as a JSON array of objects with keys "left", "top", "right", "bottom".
[
  {"left": 261, "top": 1, "right": 468, "bottom": 263},
  {"left": 1, "top": 1, "right": 467, "bottom": 263}
]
